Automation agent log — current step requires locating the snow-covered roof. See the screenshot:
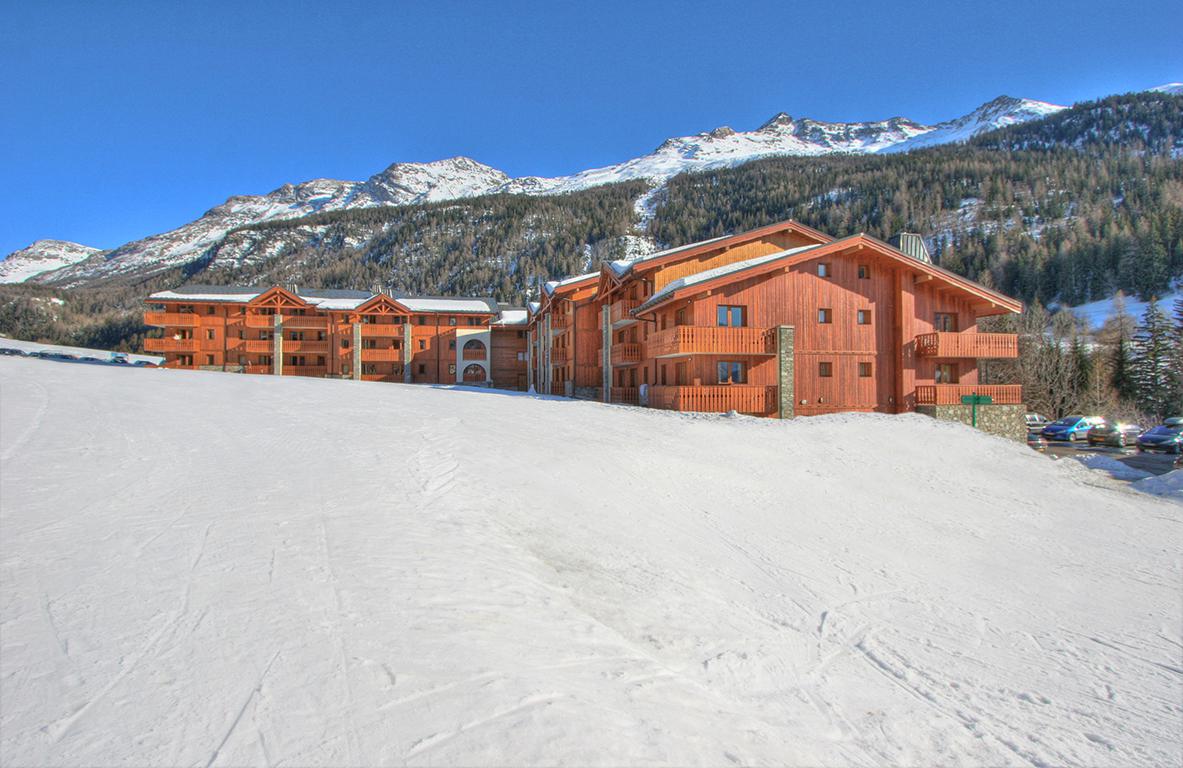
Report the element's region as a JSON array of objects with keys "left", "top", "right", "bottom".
[
  {"left": 149, "top": 284, "right": 503, "bottom": 315},
  {"left": 148, "top": 285, "right": 267, "bottom": 303},
  {"left": 543, "top": 271, "right": 599, "bottom": 296},
  {"left": 607, "top": 235, "right": 731, "bottom": 277},
  {"left": 491, "top": 308, "right": 529, "bottom": 326},
  {"left": 636, "top": 245, "right": 822, "bottom": 312},
  {"left": 393, "top": 296, "right": 499, "bottom": 314}
]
